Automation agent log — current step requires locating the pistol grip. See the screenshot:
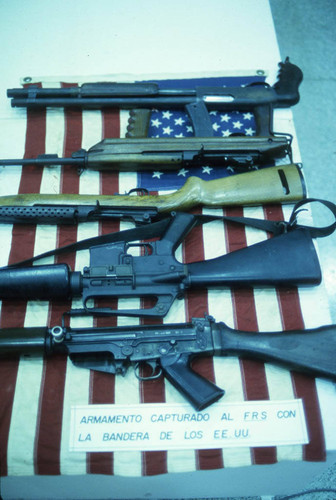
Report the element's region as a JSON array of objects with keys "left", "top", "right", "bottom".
[{"left": 161, "top": 353, "right": 225, "bottom": 411}]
